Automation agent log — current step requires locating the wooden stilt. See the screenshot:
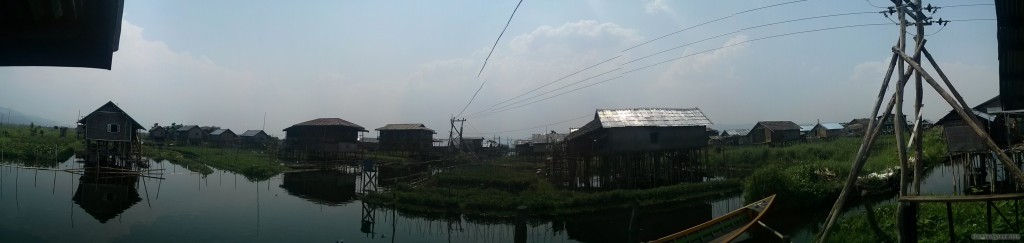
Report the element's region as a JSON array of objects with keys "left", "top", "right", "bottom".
[{"left": 893, "top": 47, "right": 1024, "bottom": 185}]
